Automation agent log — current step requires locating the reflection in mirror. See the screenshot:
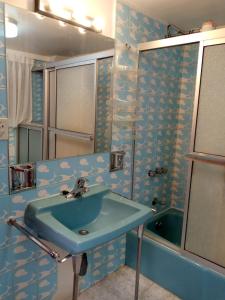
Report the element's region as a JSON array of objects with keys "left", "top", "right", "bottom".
[{"left": 5, "top": 4, "right": 114, "bottom": 167}]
